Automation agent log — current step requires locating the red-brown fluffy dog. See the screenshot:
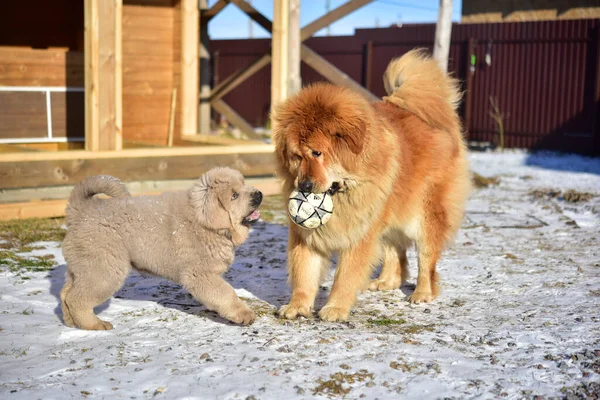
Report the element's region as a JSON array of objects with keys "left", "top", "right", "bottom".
[{"left": 272, "top": 50, "right": 471, "bottom": 322}]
